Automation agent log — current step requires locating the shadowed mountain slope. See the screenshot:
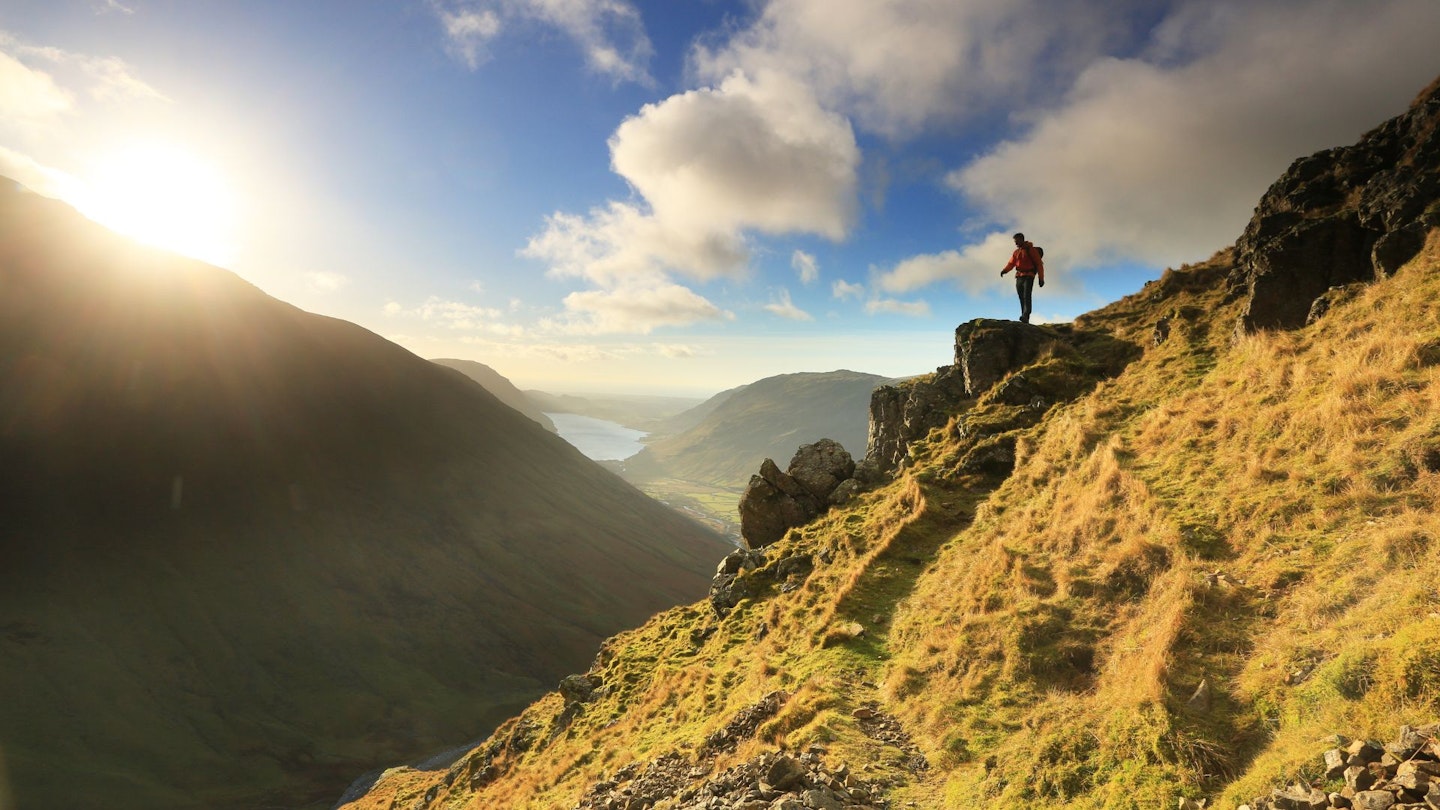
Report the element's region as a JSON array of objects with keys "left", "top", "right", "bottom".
[
  {"left": 430, "top": 357, "right": 556, "bottom": 432},
  {"left": 627, "top": 370, "right": 889, "bottom": 488},
  {"left": 0, "top": 179, "right": 729, "bottom": 810},
  {"left": 338, "top": 79, "right": 1440, "bottom": 810}
]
